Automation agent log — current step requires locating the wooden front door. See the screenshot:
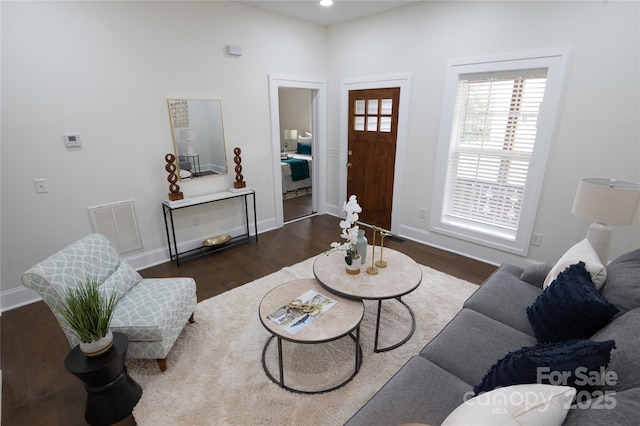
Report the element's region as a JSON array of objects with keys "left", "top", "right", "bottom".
[{"left": 347, "top": 87, "right": 400, "bottom": 231}]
